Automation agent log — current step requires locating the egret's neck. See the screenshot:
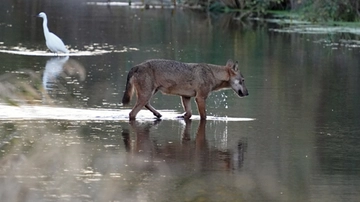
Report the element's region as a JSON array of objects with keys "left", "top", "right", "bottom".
[{"left": 42, "top": 18, "right": 50, "bottom": 39}]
